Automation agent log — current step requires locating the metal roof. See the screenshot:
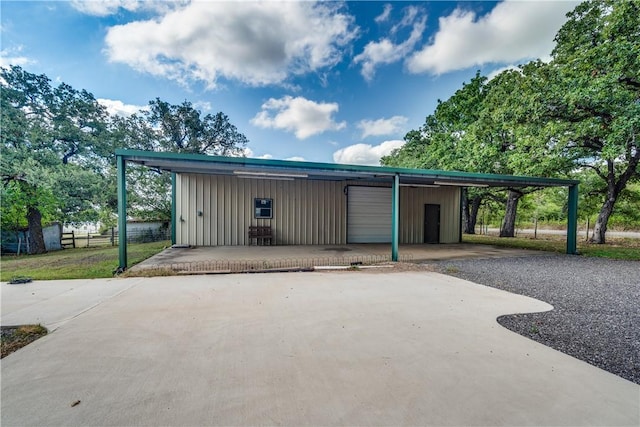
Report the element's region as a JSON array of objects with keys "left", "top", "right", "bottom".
[{"left": 116, "top": 149, "right": 579, "bottom": 188}]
